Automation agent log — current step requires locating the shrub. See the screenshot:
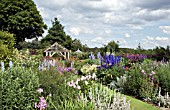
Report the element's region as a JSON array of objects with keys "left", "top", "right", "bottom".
[
  {"left": 0, "top": 31, "right": 15, "bottom": 64},
  {"left": 1, "top": 66, "right": 40, "bottom": 109}
]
